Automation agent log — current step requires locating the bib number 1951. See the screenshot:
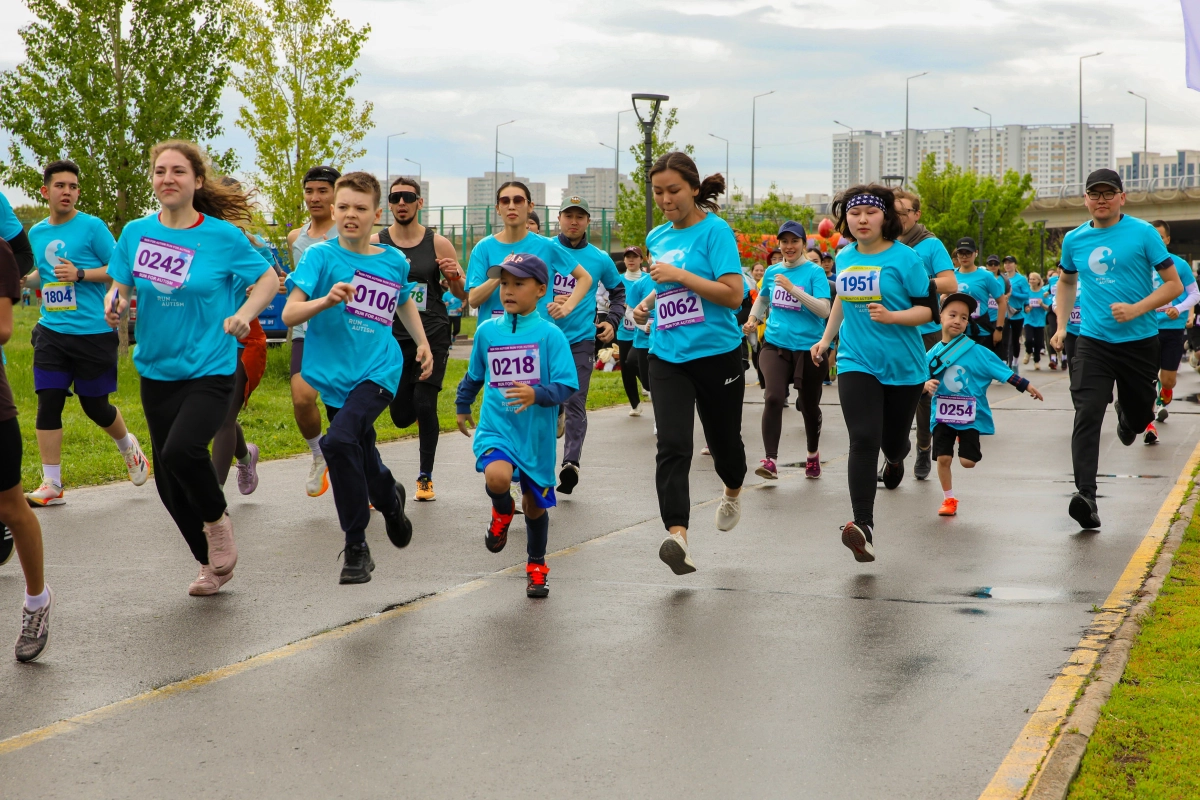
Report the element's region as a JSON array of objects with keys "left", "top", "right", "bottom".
[{"left": 836, "top": 267, "right": 882, "bottom": 302}]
